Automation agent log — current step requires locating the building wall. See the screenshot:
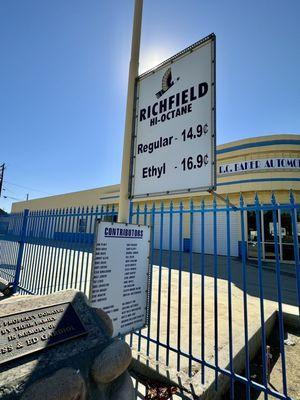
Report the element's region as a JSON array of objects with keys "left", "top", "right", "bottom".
[
  {"left": 11, "top": 184, "right": 119, "bottom": 212},
  {"left": 11, "top": 134, "right": 300, "bottom": 214}
]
